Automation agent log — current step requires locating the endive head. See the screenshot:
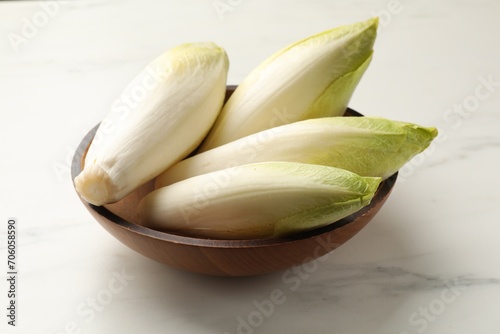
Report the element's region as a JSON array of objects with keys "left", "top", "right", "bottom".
[
  {"left": 267, "top": 17, "right": 379, "bottom": 119},
  {"left": 198, "top": 17, "right": 379, "bottom": 150},
  {"left": 76, "top": 42, "right": 229, "bottom": 206},
  {"left": 139, "top": 162, "right": 383, "bottom": 239}
]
